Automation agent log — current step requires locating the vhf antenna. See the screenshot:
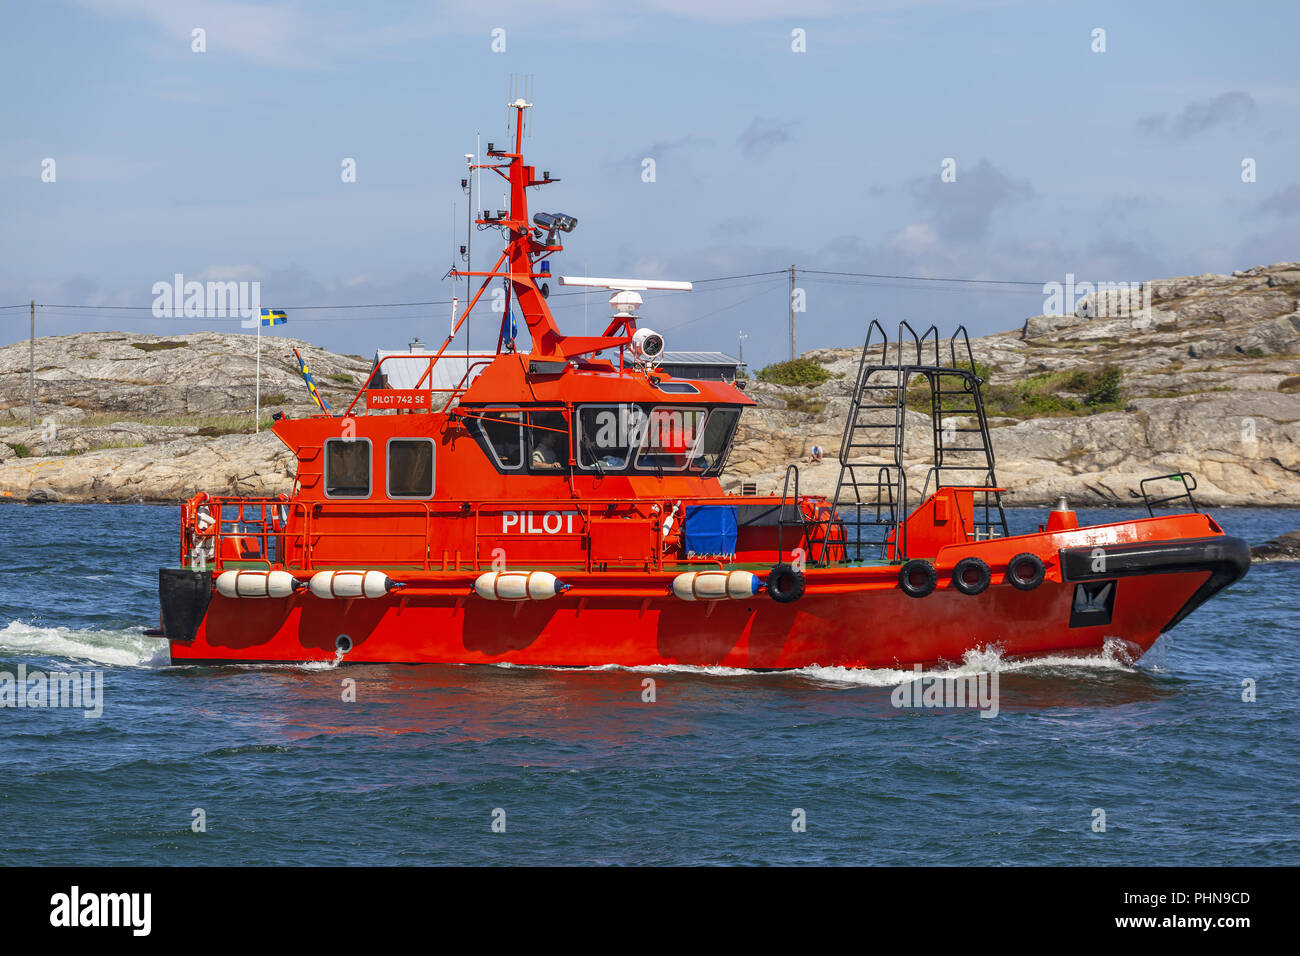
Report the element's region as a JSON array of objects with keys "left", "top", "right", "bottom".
[{"left": 506, "top": 73, "right": 535, "bottom": 138}]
